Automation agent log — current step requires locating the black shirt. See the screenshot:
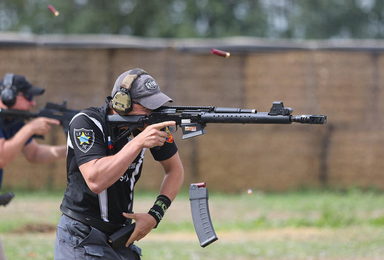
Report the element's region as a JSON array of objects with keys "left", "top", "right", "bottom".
[{"left": 60, "top": 104, "right": 178, "bottom": 225}]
